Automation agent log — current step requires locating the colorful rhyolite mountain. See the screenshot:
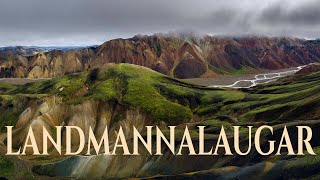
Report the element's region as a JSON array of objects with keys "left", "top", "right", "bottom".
[{"left": 1, "top": 34, "right": 320, "bottom": 78}]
